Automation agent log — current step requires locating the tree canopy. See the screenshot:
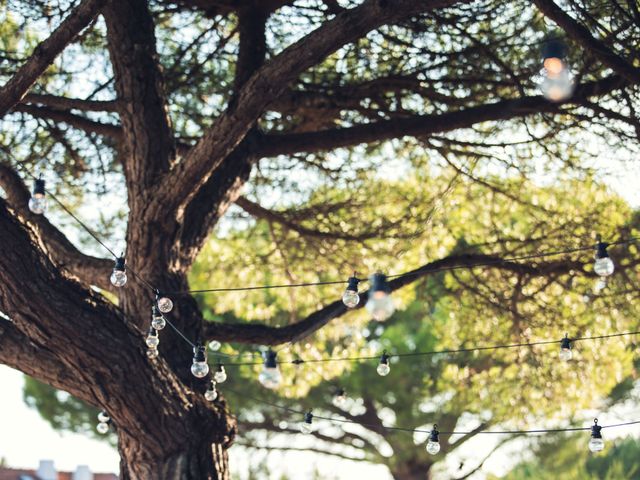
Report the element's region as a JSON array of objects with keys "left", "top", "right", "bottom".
[{"left": 1, "top": 0, "right": 640, "bottom": 478}]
